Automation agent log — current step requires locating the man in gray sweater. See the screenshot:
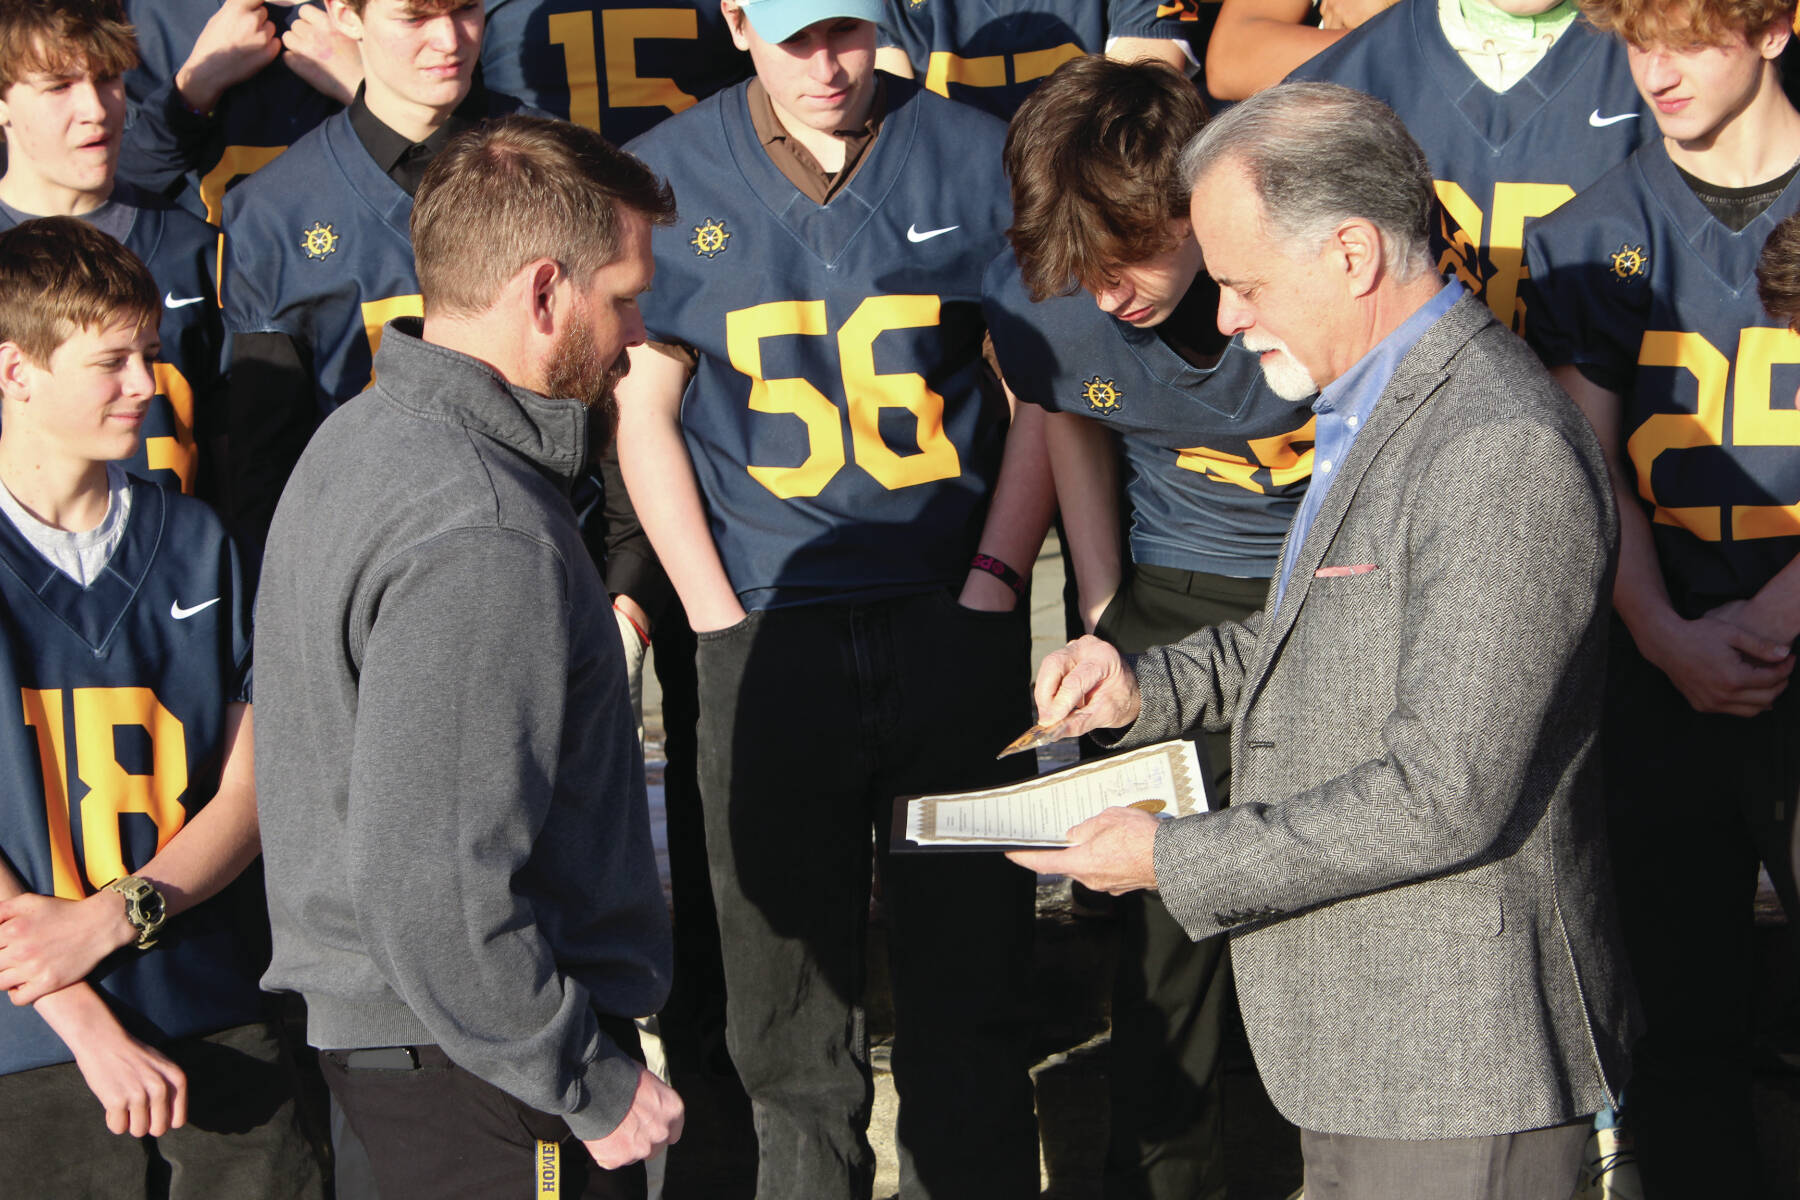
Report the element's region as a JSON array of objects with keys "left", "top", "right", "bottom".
[{"left": 253, "top": 115, "right": 682, "bottom": 1199}]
